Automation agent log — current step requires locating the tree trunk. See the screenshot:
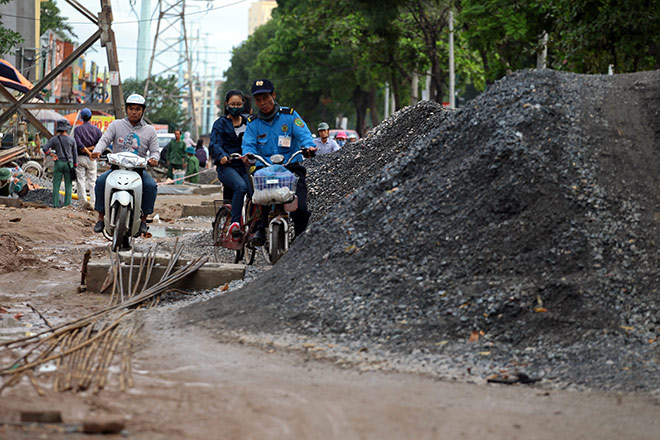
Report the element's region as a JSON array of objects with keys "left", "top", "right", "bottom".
[
  {"left": 352, "top": 86, "right": 369, "bottom": 137},
  {"left": 368, "top": 89, "right": 379, "bottom": 129}
]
